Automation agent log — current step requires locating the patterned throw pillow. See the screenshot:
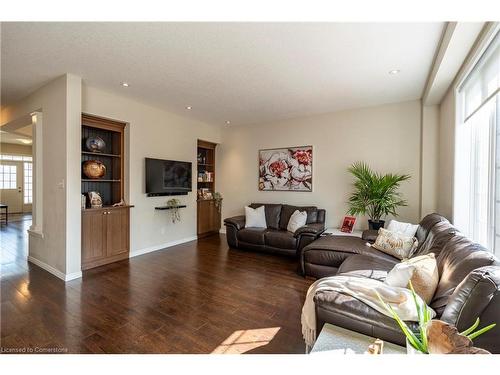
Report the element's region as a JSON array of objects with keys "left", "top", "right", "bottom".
[
  {"left": 372, "top": 228, "right": 418, "bottom": 260},
  {"left": 404, "top": 253, "right": 439, "bottom": 304}
]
